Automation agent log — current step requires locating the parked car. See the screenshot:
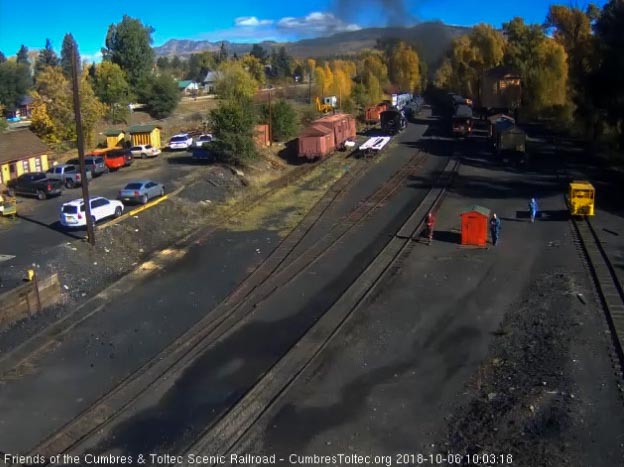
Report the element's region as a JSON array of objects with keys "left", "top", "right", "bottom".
[
  {"left": 168, "top": 133, "right": 193, "bottom": 150},
  {"left": 6, "top": 172, "right": 63, "bottom": 200},
  {"left": 66, "top": 156, "right": 109, "bottom": 177},
  {"left": 194, "top": 134, "right": 213, "bottom": 148},
  {"left": 118, "top": 180, "right": 165, "bottom": 205},
  {"left": 129, "top": 144, "right": 161, "bottom": 159},
  {"left": 60, "top": 196, "right": 124, "bottom": 228},
  {"left": 46, "top": 164, "right": 92, "bottom": 188},
  {"left": 104, "top": 149, "right": 133, "bottom": 171}
]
